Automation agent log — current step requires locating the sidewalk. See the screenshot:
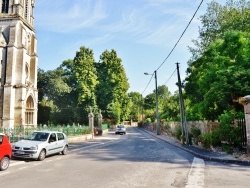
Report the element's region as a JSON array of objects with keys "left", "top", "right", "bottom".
[{"left": 140, "top": 128, "right": 250, "bottom": 166}]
